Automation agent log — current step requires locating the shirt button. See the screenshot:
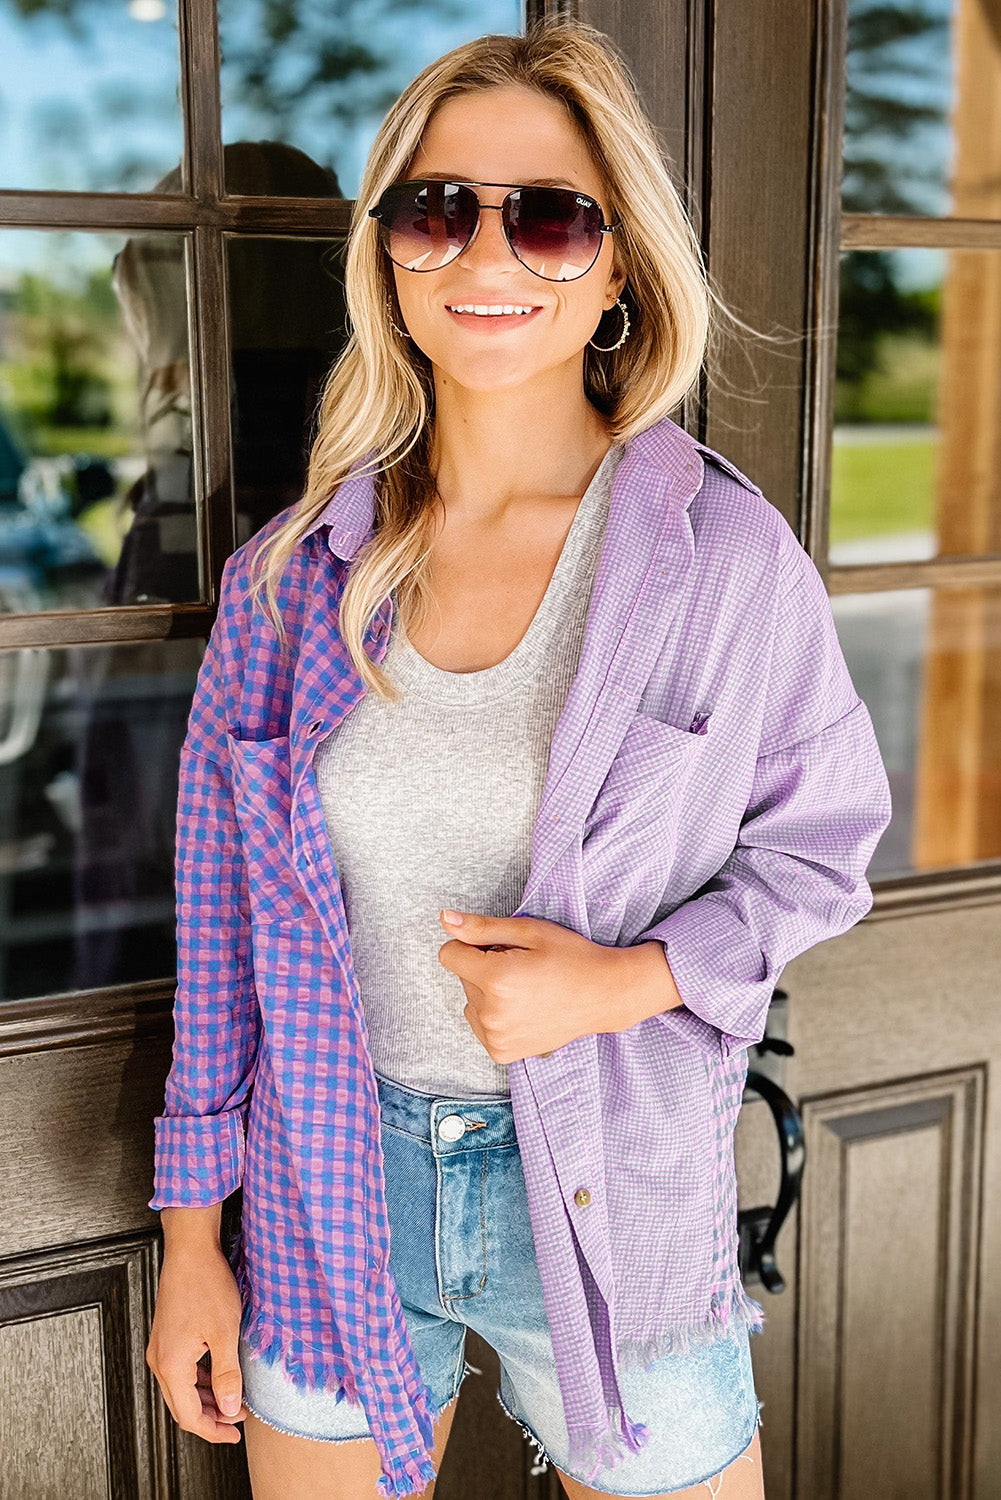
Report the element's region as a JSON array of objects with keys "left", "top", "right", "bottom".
[
  {"left": 437, "top": 1114, "right": 466, "bottom": 1142},
  {"left": 574, "top": 1187, "right": 591, "bottom": 1207},
  {"left": 538, "top": 1050, "right": 552, "bottom": 1059}
]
